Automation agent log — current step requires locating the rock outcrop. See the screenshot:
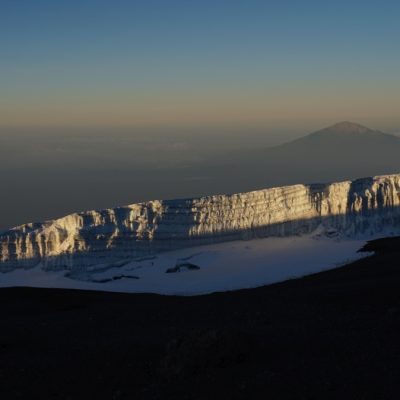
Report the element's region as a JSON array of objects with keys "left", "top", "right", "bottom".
[{"left": 1, "top": 174, "right": 400, "bottom": 271}]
